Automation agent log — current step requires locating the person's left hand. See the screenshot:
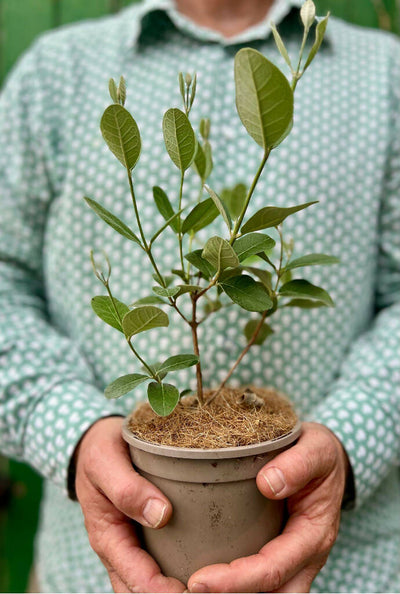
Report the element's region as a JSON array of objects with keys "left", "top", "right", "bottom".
[{"left": 187, "top": 422, "right": 350, "bottom": 593}]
